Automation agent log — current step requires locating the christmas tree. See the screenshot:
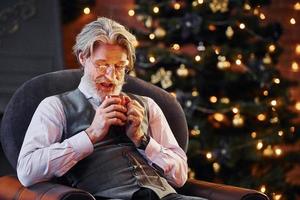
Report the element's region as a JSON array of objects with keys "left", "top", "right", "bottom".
[{"left": 131, "top": 0, "right": 300, "bottom": 199}]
